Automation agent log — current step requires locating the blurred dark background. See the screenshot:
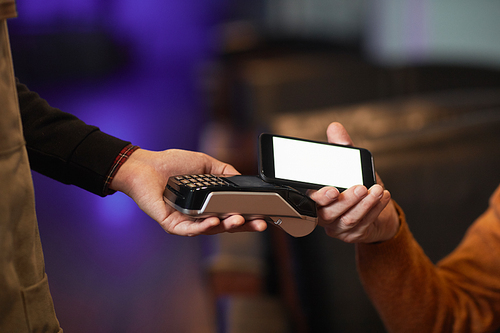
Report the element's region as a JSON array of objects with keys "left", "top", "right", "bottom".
[{"left": 9, "top": 0, "right": 500, "bottom": 332}]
